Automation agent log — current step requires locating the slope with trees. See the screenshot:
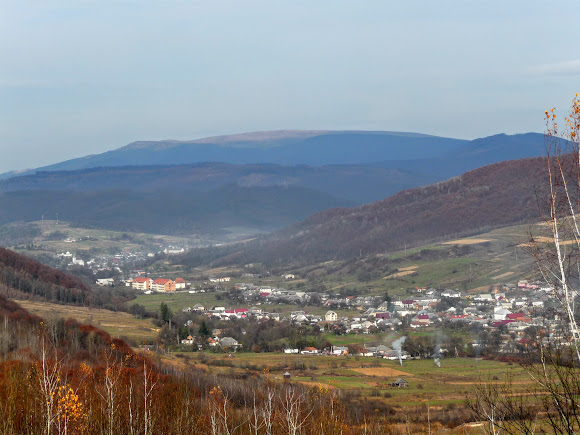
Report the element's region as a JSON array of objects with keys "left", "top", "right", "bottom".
[
  {"left": 176, "top": 155, "right": 550, "bottom": 267},
  {"left": 0, "top": 246, "right": 91, "bottom": 305}
]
